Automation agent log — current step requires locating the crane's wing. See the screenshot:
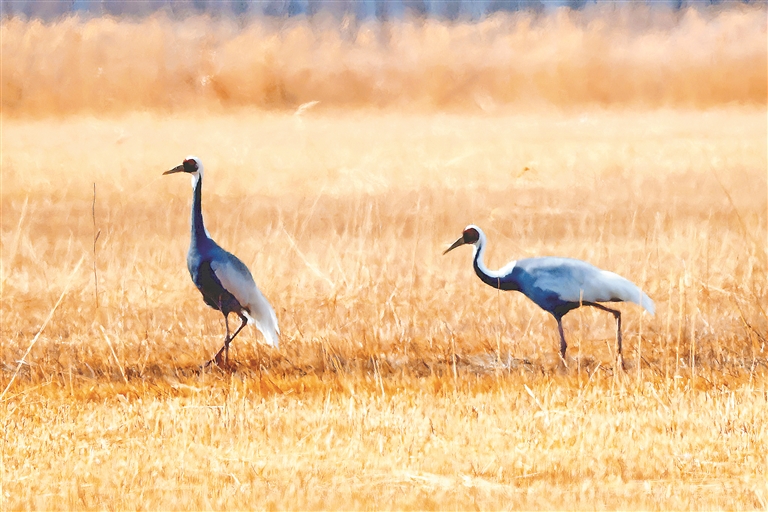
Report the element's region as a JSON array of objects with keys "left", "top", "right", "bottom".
[
  {"left": 520, "top": 258, "right": 655, "bottom": 315},
  {"left": 210, "top": 253, "right": 280, "bottom": 348}
]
